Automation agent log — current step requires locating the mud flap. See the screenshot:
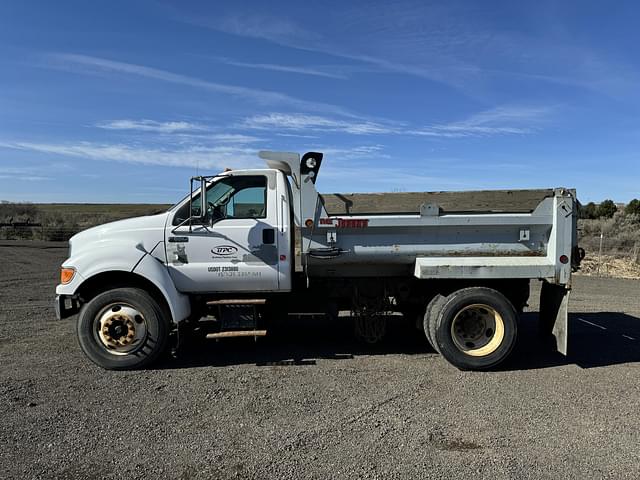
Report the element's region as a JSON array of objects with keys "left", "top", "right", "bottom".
[{"left": 539, "top": 281, "right": 570, "bottom": 355}]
